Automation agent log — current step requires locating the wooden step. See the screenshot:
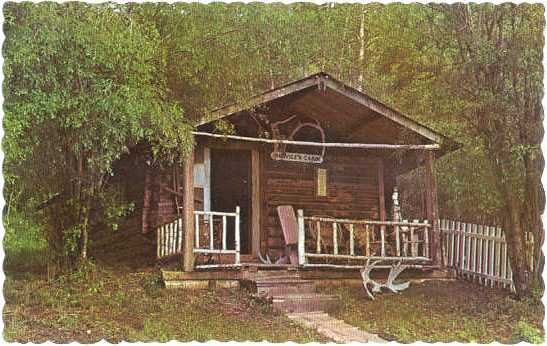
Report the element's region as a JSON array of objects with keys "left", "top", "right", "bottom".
[
  {"left": 271, "top": 293, "right": 339, "bottom": 313},
  {"left": 254, "top": 279, "right": 316, "bottom": 296}
]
